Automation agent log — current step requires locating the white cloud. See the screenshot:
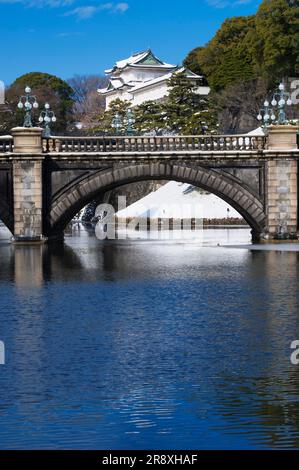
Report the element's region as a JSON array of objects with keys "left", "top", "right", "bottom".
[
  {"left": 65, "top": 2, "right": 129, "bottom": 20},
  {"left": 114, "top": 2, "right": 129, "bottom": 12},
  {"left": 0, "top": 0, "right": 129, "bottom": 14},
  {"left": 0, "top": 0, "right": 74, "bottom": 7},
  {"left": 205, "top": 0, "right": 253, "bottom": 8},
  {"left": 65, "top": 5, "right": 97, "bottom": 19},
  {"left": 56, "top": 31, "right": 84, "bottom": 37}
]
